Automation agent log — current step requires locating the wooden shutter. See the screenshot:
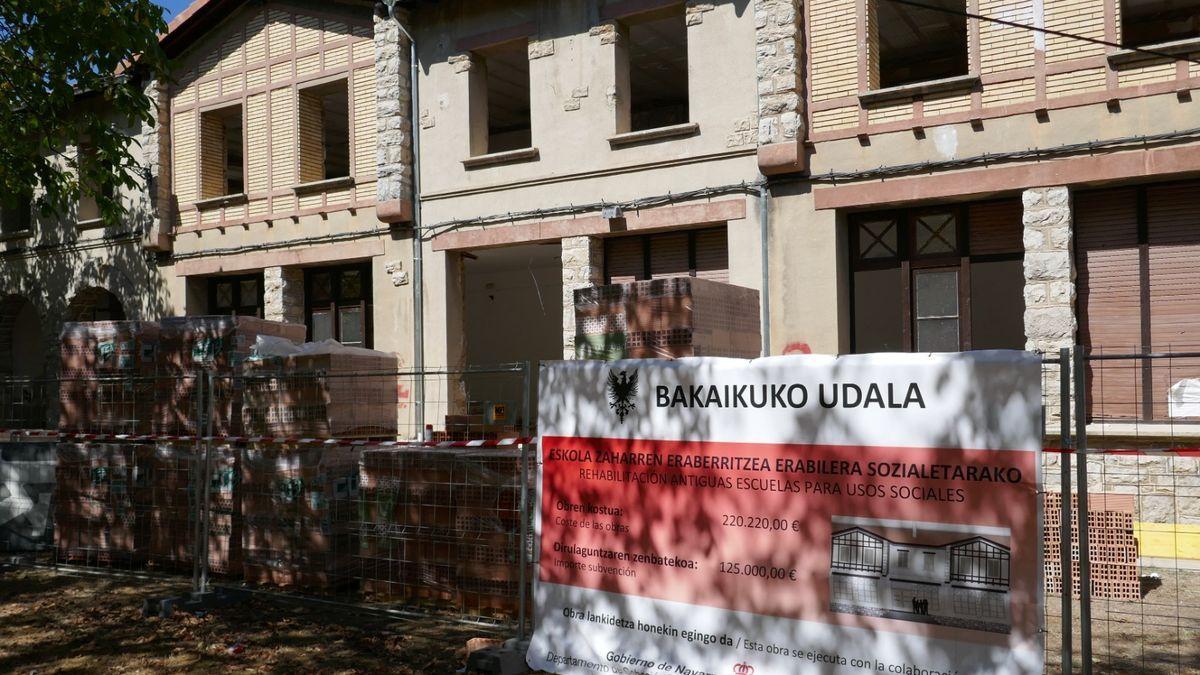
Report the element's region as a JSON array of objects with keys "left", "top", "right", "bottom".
[
  {"left": 649, "top": 232, "right": 690, "bottom": 279},
  {"left": 605, "top": 237, "right": 644, "bottom": 284},
  {"left": 1075, "top": 187, "right": 1140, "bottom": 418},
  {"left": 298, "top": 89, "right": 325, "bottom": 183},
  {"left": 694, "top": 228, "right": 730, "bottom": 282},
  {"left": 199, "top": 113, "right": 227, "bottom": 199},
  {"left": 968, "top": 200, "right": 1022, "bottom": 255}
]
